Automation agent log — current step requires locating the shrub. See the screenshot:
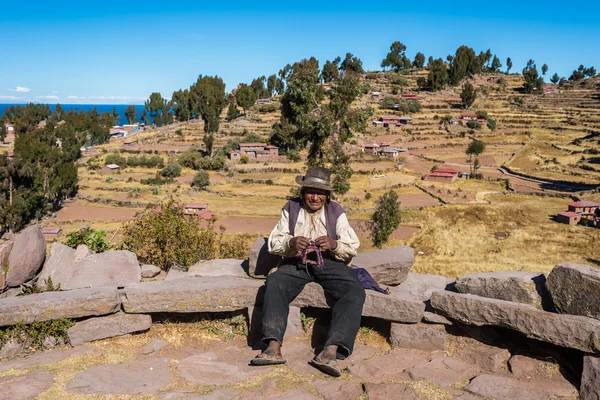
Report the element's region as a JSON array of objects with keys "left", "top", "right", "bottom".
[
  {"left": 0, "top": 318, "right": 75, "bottom": 350},
  {"left": 122, "top": 200, "right": 218, "bottom": 270},
  {"left": 240, "top": 155, "right": 249, "bottom": 164},
  {"left": 192, "top": 170, "right": 210, "bottom": 189},
  {"left": 365, "top": 72, "right": 379, "bottom": 80},
  {"left": 487, "top": 118, "right": 497, "bottom": 131},
  {"left": 389, "top": 75, "right": 408, "bottom": 86},
  {"left": 466, "top": 120, "right": 481, "bottom": 129},
  {"left": 265, "top": 179, "right": 274, "bottom": 185},
  {"left": 175, "top": 129, "right": 183, "bottom": 136},
  {"left": 161, "top": 162, "right": 182, "bottom": 178},
  {"left": 365, "top": 192, "right": 372, "bottom": 200},
  {"left": 105, "top": 176, "right": 114, "bottom": 183},
  {"left": 286, "top": 149, "right": 300, "bottom": 162},
  {"left": 259, "top": 103, "right": 278, "bottom": 113},
  {"left": 371, "top": 190, "right": 401, "bottom": 248},
  {"left": 218, "top": 230, "right": 253, "bottom": 259},
  {"left": 391, "top": 86, "right": 399, "bottom": 95},
  {"left": 64, "top": 227, "right": 111, "bottom": 252}
]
